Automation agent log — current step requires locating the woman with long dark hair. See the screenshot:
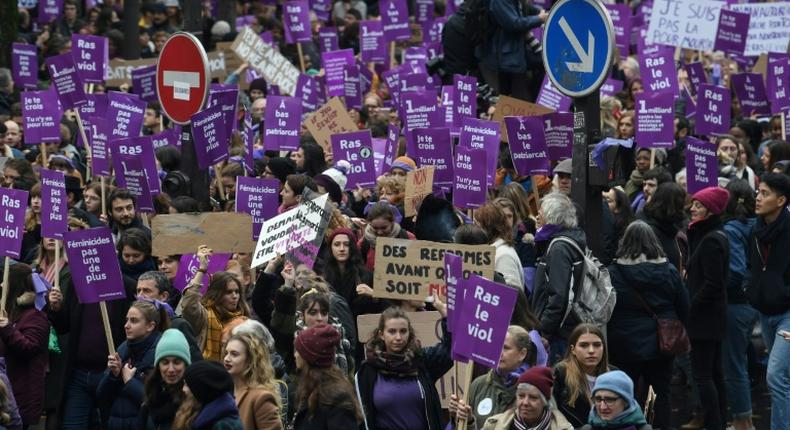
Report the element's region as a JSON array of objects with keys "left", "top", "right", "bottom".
[
  {"left": 140, "top": 328, "right": 192, "bottom": 430},
  {"left": 760, "top": 140, "right": 790, "bottom": 172},
  {"left": 321, "top": 228, "right": 384, "bottom": 317},
  {"left": 639, "top": 183, "right": 688, "bottom": 273},
  {"left": 294, "top": 142, "right": 328, "bottom": 178}
]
